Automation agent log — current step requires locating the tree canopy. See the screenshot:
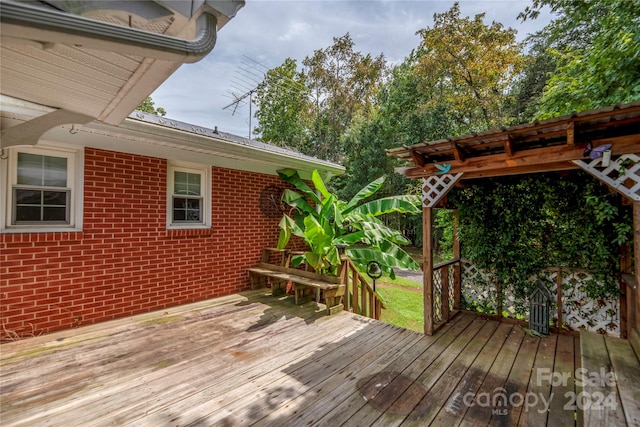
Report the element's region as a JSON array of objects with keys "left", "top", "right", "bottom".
[
  {"left": 252, "top": 2, "right": 638, "bottom": 295},
  {"left": 137, "top": 96, "right": 167, "bottom": 116}
]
